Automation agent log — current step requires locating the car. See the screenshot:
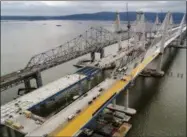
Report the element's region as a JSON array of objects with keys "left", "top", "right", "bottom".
[
  {"left": 92, "top": 97, "right": 97, "bottom": 100},
  {"left": 83, "top": 93, "right": 88, "bottom": 97},
  {"left": 73, "top": 95, "right": 79, "bottom": 100},
  {"left": 76, "top": 109, "right": 81, "bottom": 114},
  {"left": 99, "top": 88, "right": 103, "bottom": 92},
  {"left": 88, "top": 100, "right": 93, "bottom": 104},
  {"left": 121, "top": 78, "right": 127, "bottom": 81},
  {"left": 68, "top": 114, "right": 75, "bottom": 121}
]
